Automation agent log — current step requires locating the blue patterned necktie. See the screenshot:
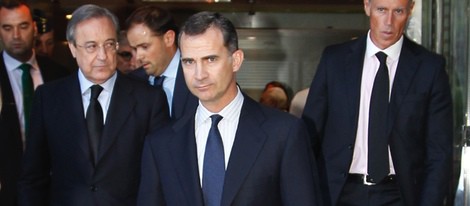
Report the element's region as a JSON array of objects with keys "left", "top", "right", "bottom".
[
  {"left": 368, "top": 51, "right": 390, "bottom": 182},
  {"left": 203, "top": 114, "right": 225, "bottom": 206}
]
